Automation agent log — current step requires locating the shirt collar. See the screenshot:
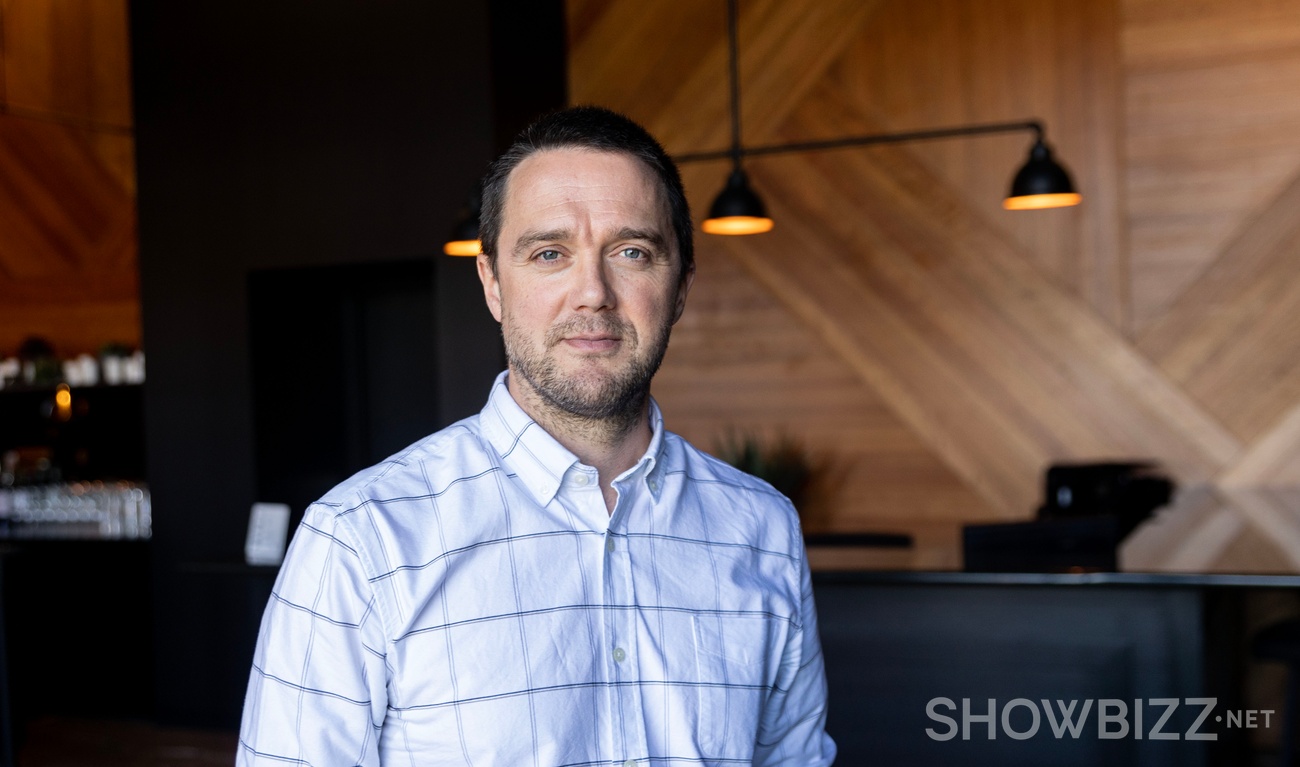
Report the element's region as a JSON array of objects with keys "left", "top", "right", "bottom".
[
  {"left": 478, "top": 371, "right": 667, "bottom": 506},
  {"left": 637, "top": 399, "right": 666, "bottom": 502}
]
